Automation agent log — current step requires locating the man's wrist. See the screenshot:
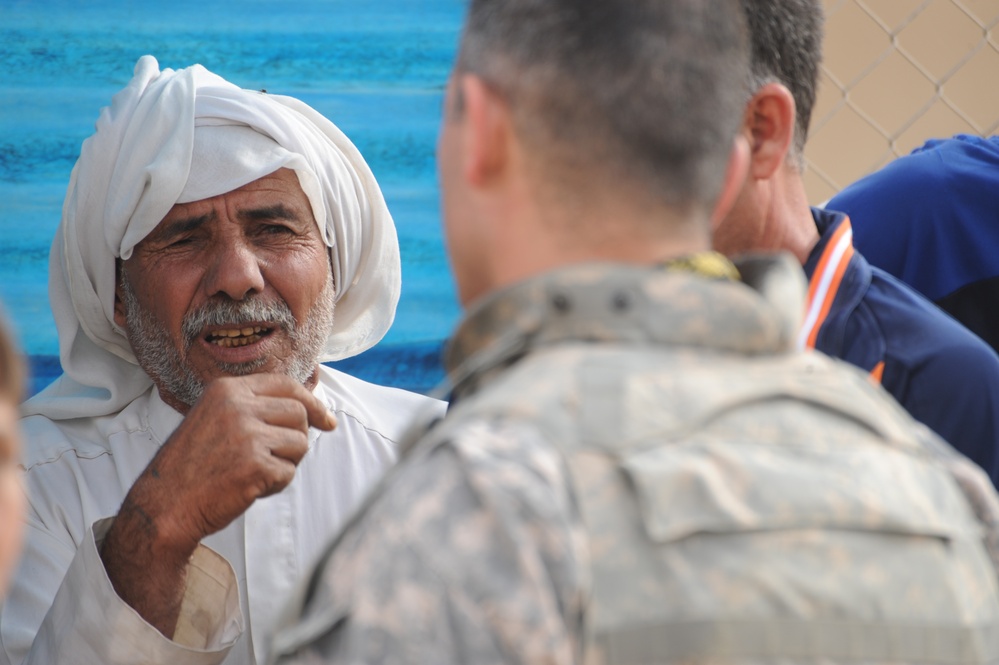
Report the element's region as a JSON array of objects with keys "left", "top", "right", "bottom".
[
  {"left": 99, "top": 489, "right": 201, "bottom": 639},
  {"left": 110, "top": 477, "right": 203, "bottom": 557}
]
